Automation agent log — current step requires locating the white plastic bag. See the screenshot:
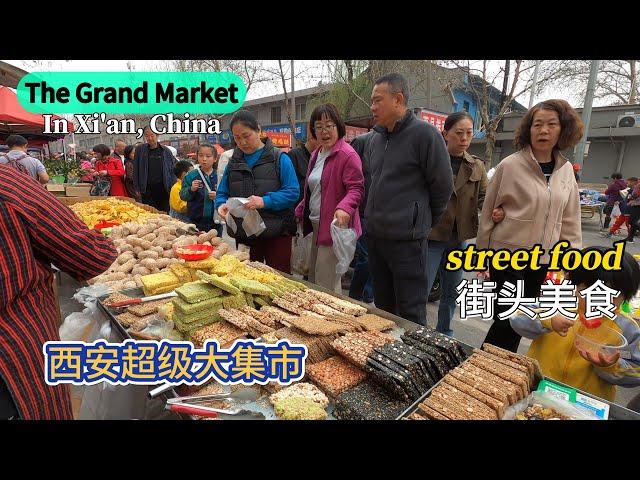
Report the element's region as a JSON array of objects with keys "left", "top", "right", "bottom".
[
  {"left": 292, "top": 226, "right": 312, "bottom": 275},
  {"left": 330, "top": 218, "right": 357, "bottom": 275},
  {"left": 225, "top": 197, "right": 267, "bottom": 237},
  {"left": 59, "top": 310, "right": 95, "bottom": 342},
  {"left": 611, "top": 204, "right": 621, "bottom": 218}
]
